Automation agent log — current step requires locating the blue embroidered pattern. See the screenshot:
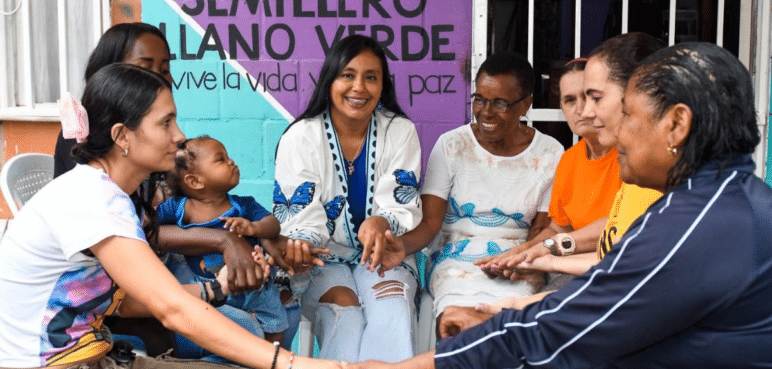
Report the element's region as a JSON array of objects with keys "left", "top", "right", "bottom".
[
  {"left": 288, "top": 230, "right": 322, "bottom": 249},
  {"left": 273, "top": 181, "right": 315, "bottom": 223},
  {"left": 324, "top": 196, "right": 346, "bottom": 235},
  {"left": 393, "top": 169, "right": 420, "bottom": 205},
  {"left": 443, "top": 197, "right": 530, "bottom": 228},
  {"left": 427, "top": 240, "right": 505, "bottom": 277}
]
